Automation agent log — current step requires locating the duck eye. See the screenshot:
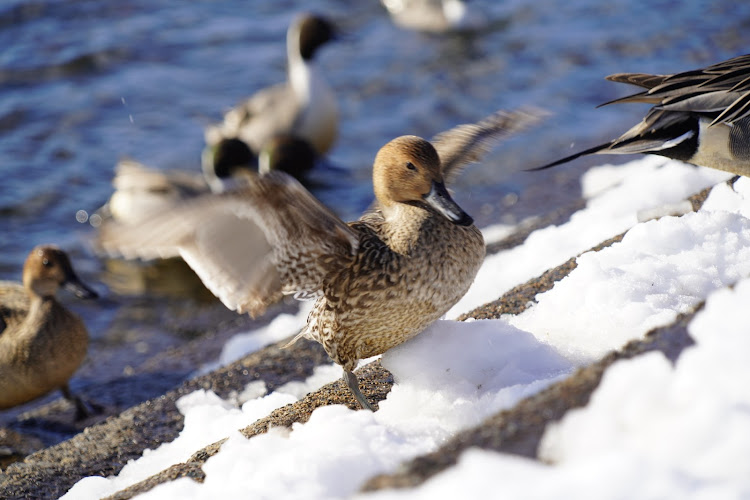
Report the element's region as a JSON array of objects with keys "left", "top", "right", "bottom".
[
  {"left": 406, "top": 162, "right": 417, "bottom": 171},
  {"left": 42, "top": 258, "right": 52, "bottom": 268}
]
